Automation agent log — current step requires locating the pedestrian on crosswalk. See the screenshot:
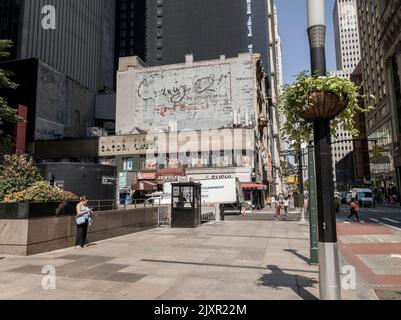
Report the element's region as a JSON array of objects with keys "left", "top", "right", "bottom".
[
  {"left": 348, "top": 198, "right": 360, "bottom": 222},
  {"left": 283, "top": 198, "right": 290, "bottom": 215},
  {"left": 275, "top": 200, "right": 282, "bottom": 219}
]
